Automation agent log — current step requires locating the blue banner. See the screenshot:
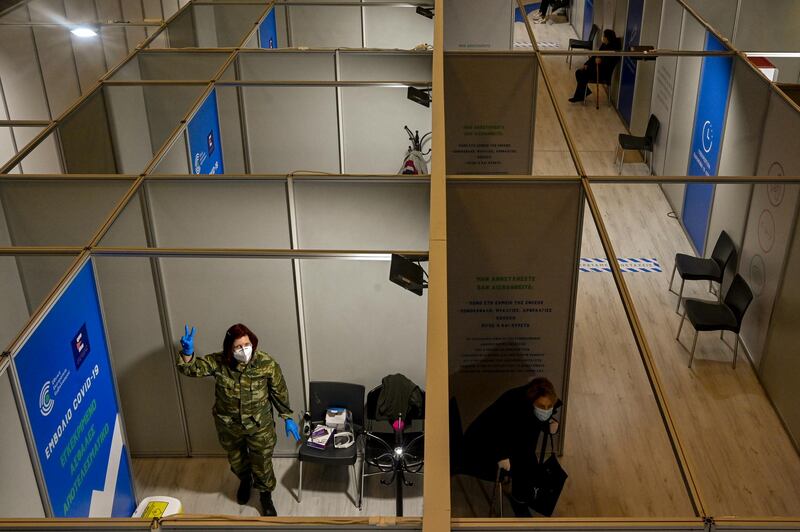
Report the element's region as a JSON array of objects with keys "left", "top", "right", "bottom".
[
  {"left": 259, "top": 8, "right": 278, "bottom": 48},
  {"left": 515, "top": 2, "right": 540, "bottom": 22},
  {"left": 617, "top": 0, "right": 643, "bottom": 126},
  {"left": 687, "top": 33, "right": 732, "bottom": 178},
  {"left": 682, "top": 33, "right": 733, "bottom": 253},
  {"left": 188, "top": 89, "right": 224, "bottom": 175},
  {"left": 582, "top": 0, "right": 593, "bottom": 40},
  {"left": 14, "top": 260, "right": 135, "bottom": 518}
]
